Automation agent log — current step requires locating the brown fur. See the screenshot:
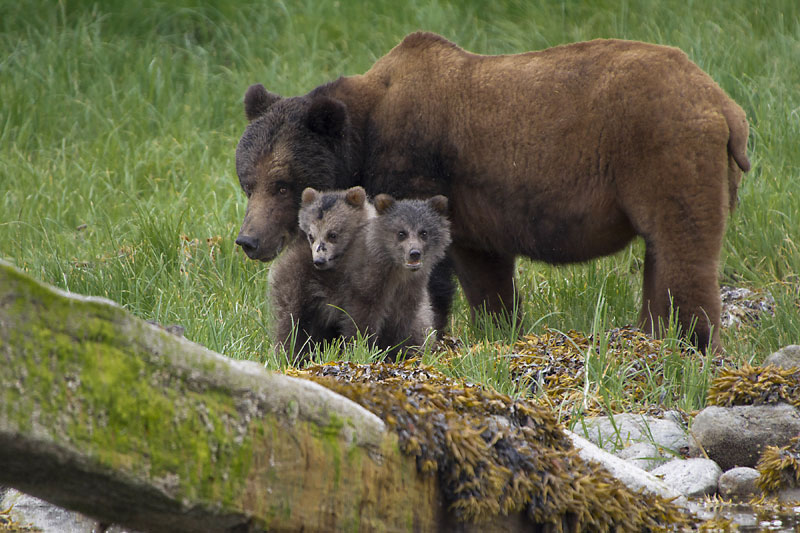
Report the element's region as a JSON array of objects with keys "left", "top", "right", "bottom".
[{"left": 237, "top": 32, "right": 750, "bottom": 352}]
